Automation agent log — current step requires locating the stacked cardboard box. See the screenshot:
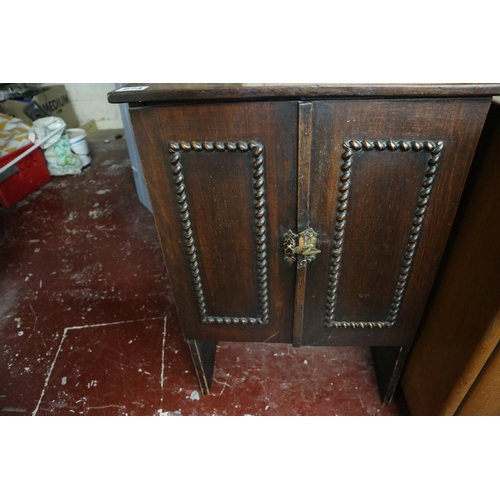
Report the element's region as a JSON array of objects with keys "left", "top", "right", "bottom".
[{"left": 0, "top": 85, "right": 78, "bottom": 128}]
